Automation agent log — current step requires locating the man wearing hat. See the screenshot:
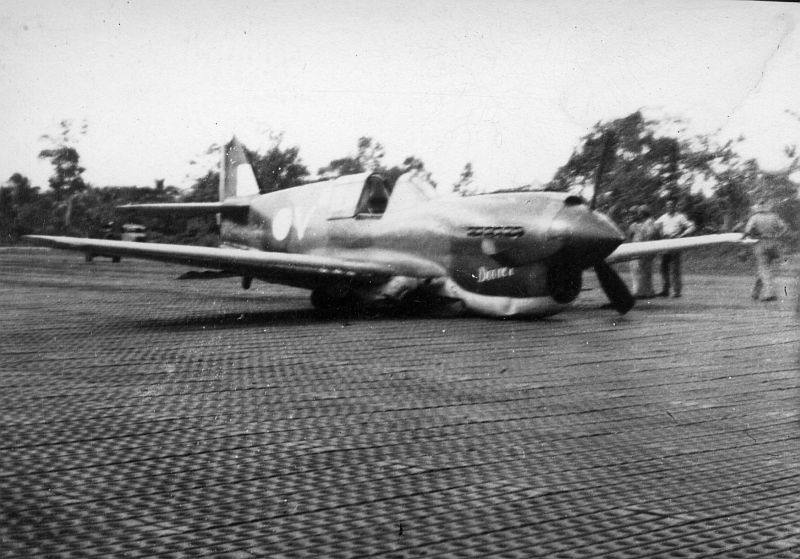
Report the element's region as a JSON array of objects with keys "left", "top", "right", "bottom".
[{"left": 744, "top": 200, "right": 788, "bottom": 301}]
